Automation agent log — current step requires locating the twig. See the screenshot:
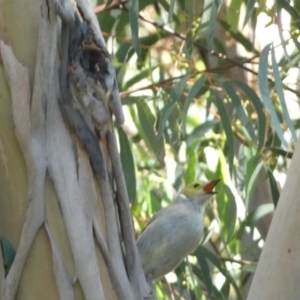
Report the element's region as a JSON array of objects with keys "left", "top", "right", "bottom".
[
  {"left": 95, "top": 5, "right": 300, "bottom": 97},
  {"left": 221, "top": 257, "right": 256, "bottom": 266}
]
